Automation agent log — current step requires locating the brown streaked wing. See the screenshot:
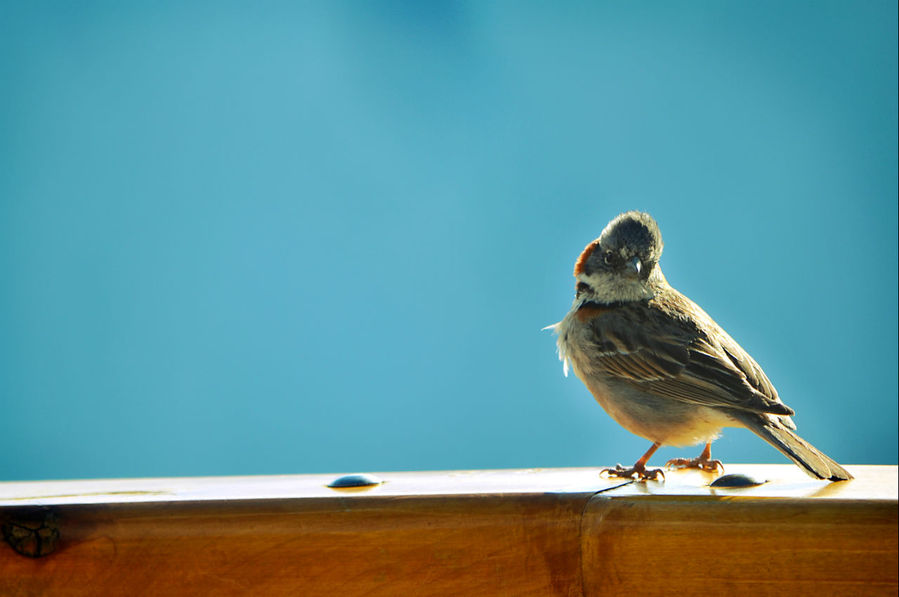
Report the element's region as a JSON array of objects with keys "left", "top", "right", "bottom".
[{"left": 582, "top": 298, "right": 793, "bottom": 417}]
